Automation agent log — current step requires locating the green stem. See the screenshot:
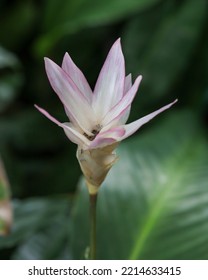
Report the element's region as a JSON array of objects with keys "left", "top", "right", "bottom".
[{"left": 89, "top": 193, "right": 97, "bottom": 260}]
